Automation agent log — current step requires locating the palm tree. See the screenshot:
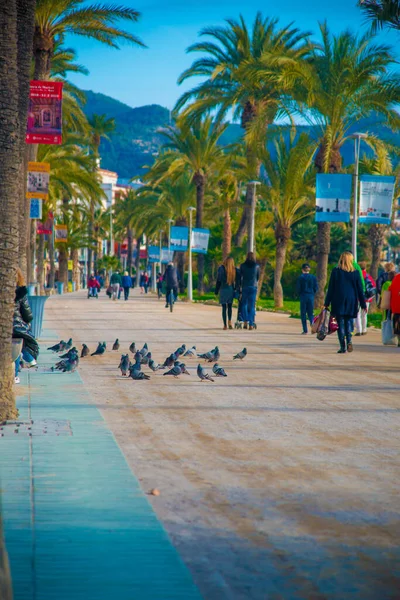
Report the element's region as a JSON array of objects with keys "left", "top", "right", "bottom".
[
  {"left": 160, "top": 117, "right": 227, "bottom": 291},
  {"left": 260, "top": 132, "right": 316, "bottom": 307},
  {"left": 279, "top": 23, "right": 400, "bottom": 306},
  {"left": 175, "top": 13, "right": 311, "bottom": 245},
  {"left": 359, "top": 0, "right": 400, "bottom": 31},
  {"left": 115, "top": 189, "right": 137, "bottom": 276}
]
